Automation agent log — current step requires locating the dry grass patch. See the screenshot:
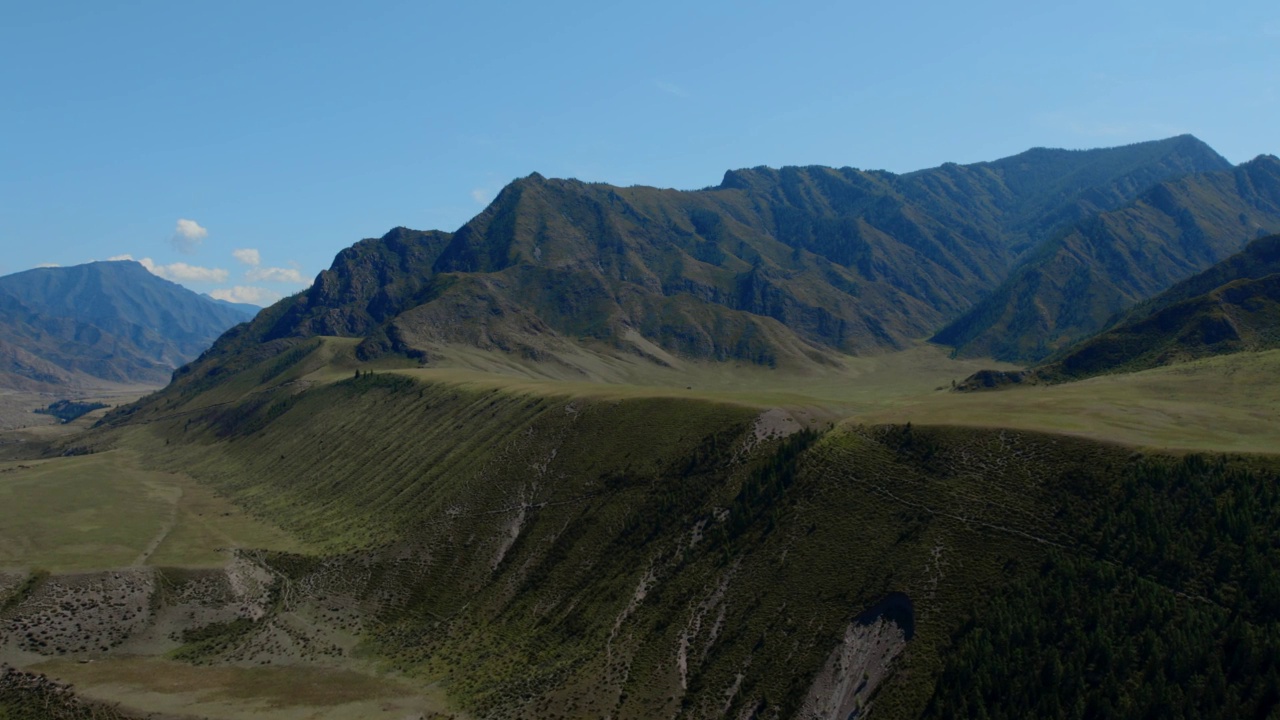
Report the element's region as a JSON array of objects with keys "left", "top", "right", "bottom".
[
  {"left": 0, "top": 450, "right": 310, "bottom": 572},
  {"left": 27, "top": 656, "right": 461, "bottom": 719}
]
